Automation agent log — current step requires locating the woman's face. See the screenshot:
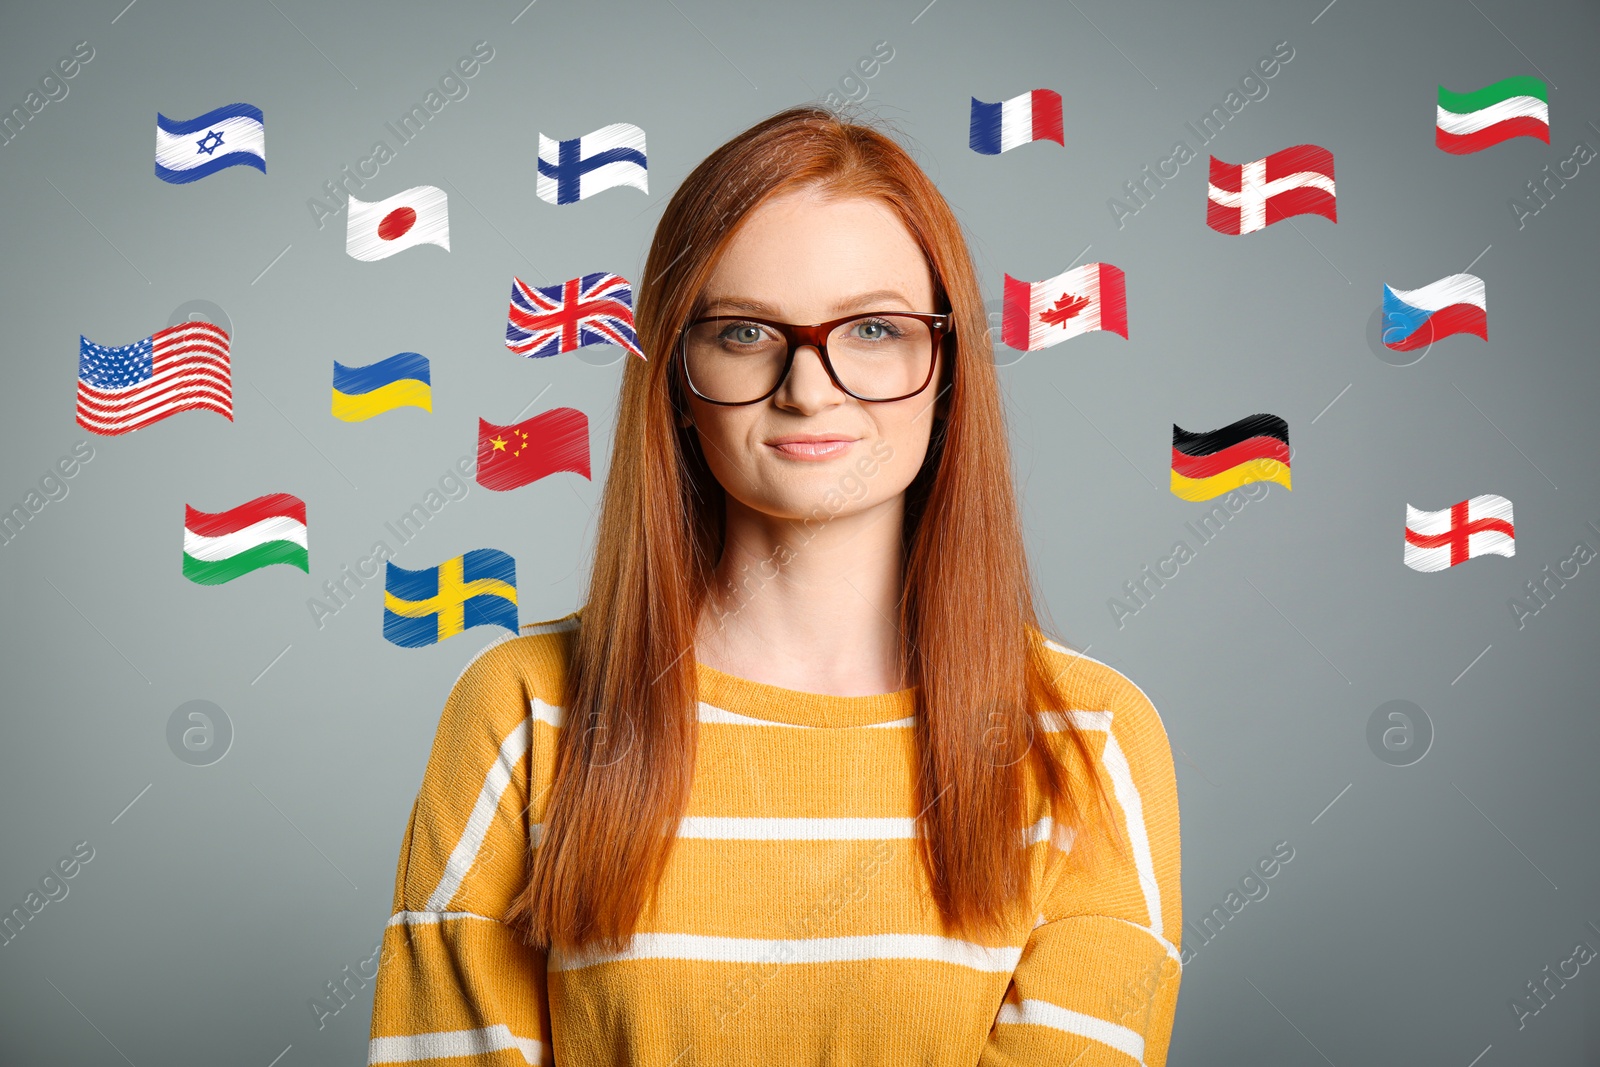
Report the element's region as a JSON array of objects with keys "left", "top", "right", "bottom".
[{"left": 680, "top": 189, "right": 945, "bottom": 525}]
